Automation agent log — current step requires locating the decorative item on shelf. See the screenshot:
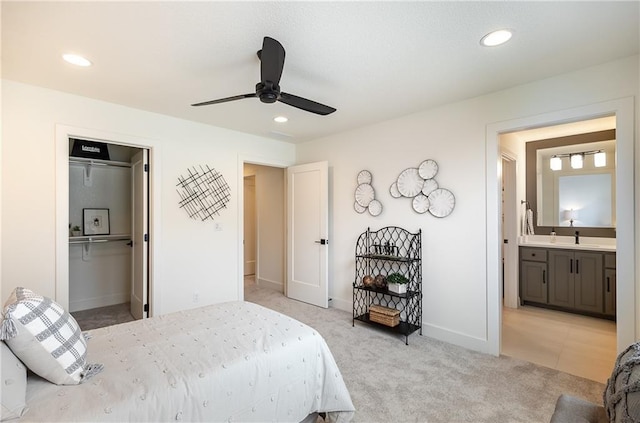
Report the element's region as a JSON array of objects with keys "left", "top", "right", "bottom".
[
  {"left": 362, "top": 275, "right": 374, "bottom": 288},
  {"left": 70, "top": 225, "right": 82, "bottom": 237},
  {"left": 391, "top": 159, "right": 455, "bottom": 218},
  {"left": 369, "top": 304, "right": 400, "bottom": 327},
  {"left": 386, "top": 272, "right": 409, "bottom": 294},
  {"left": 374, "top": 274, "right": 387, "bottom": 289},
  {"left": 82, "top": 208, "right": 110, "bottom": 236},
  {"left": 383, "top": 241, "right": 398, "bottom": 256},
  {"left": 354, "top": 169, "right": 383, "bottom": 216}
]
